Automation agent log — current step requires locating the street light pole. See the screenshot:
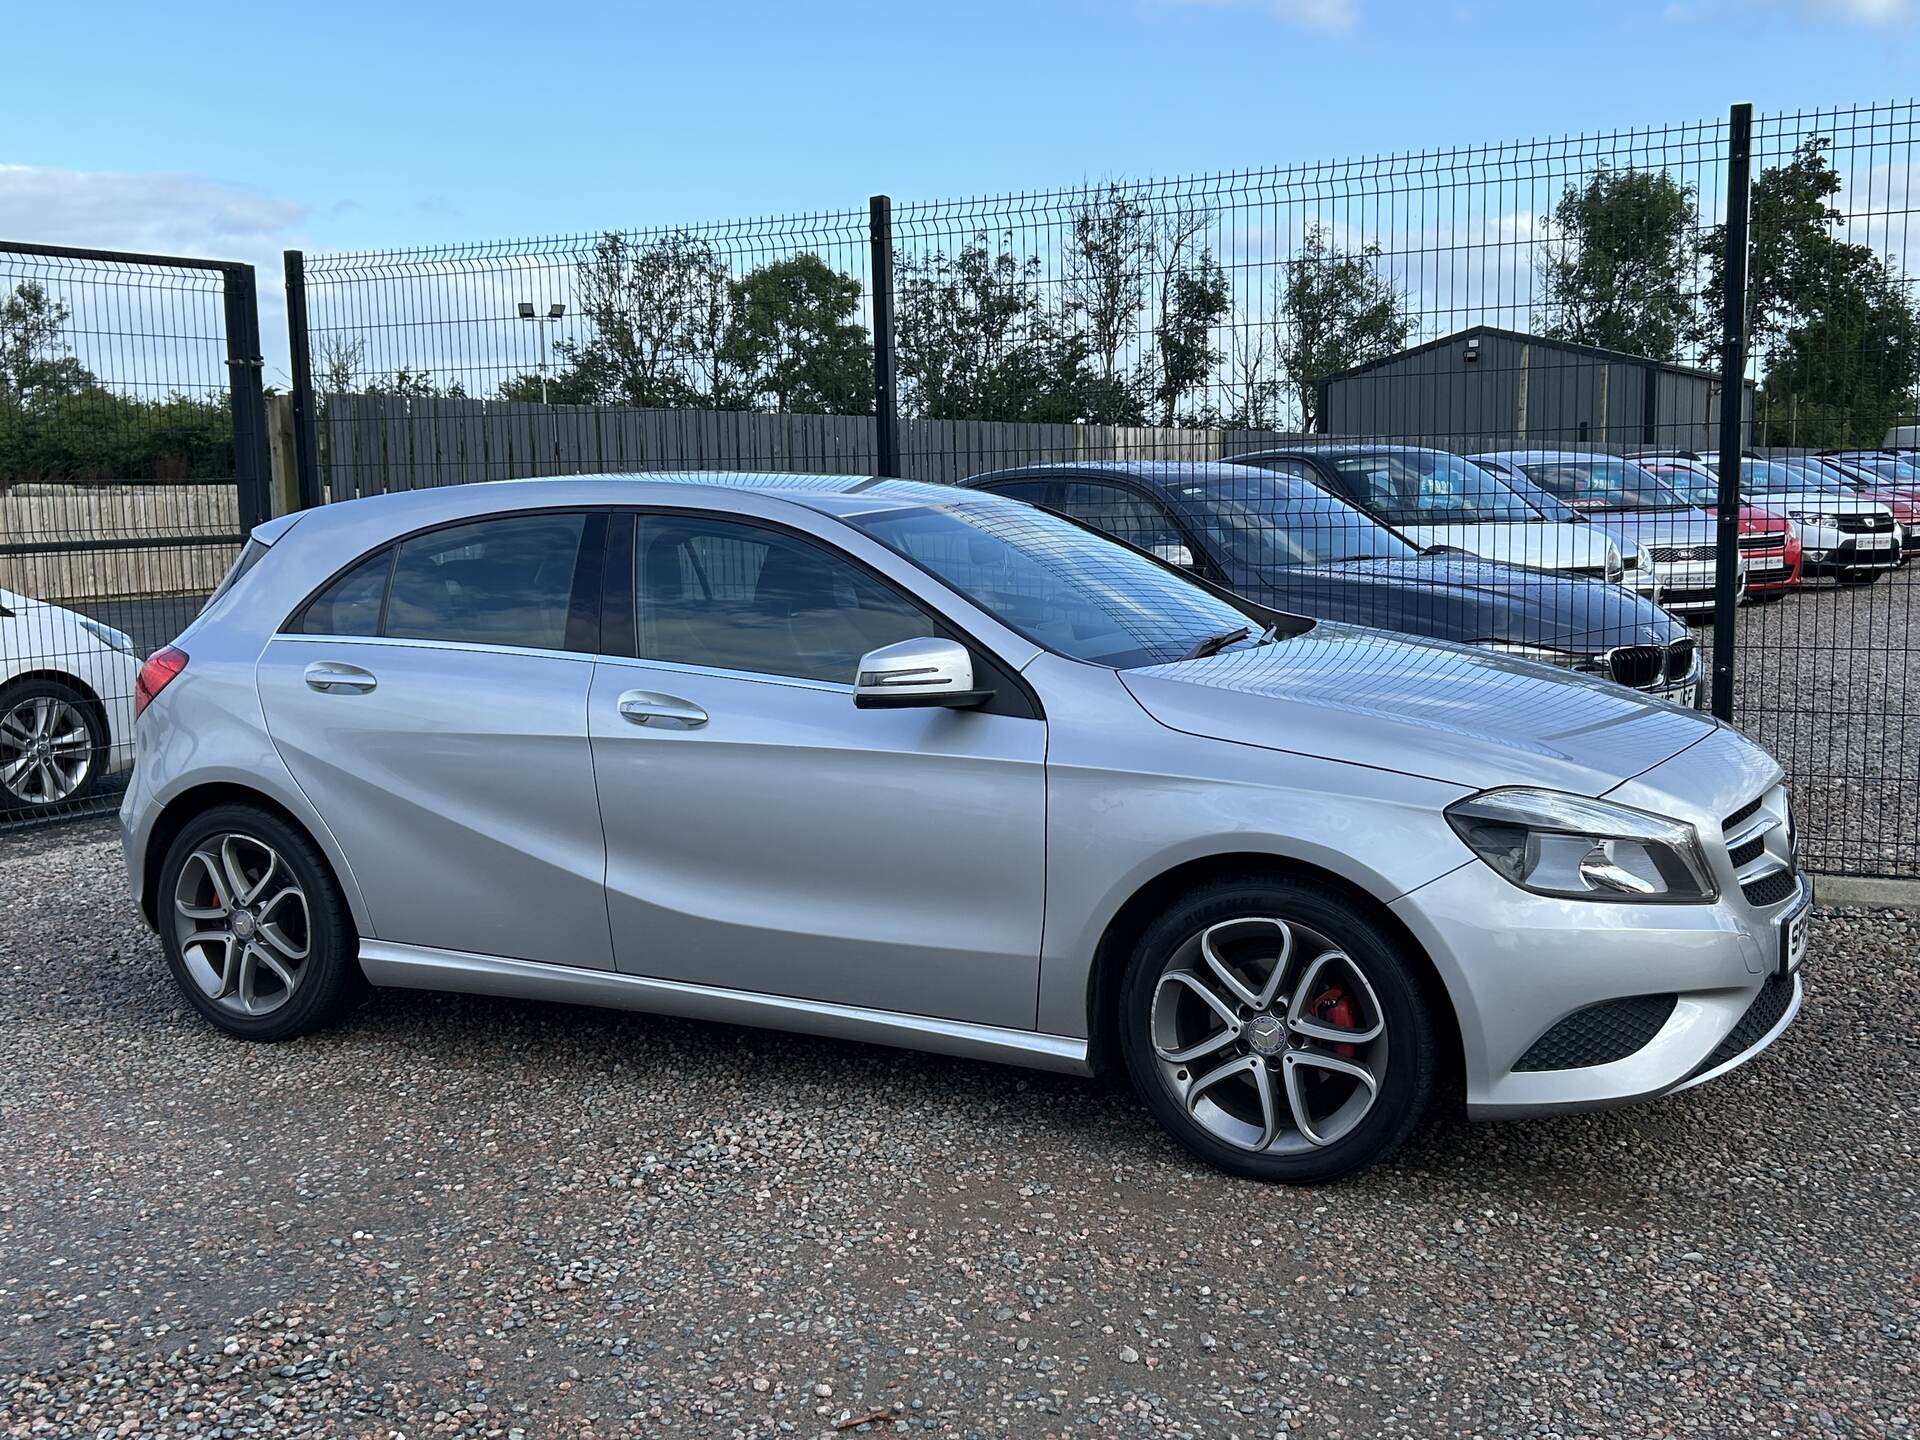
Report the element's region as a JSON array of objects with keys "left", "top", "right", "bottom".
[{"left": 516, "top": 301, "right": 566, "bottom": 405}]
